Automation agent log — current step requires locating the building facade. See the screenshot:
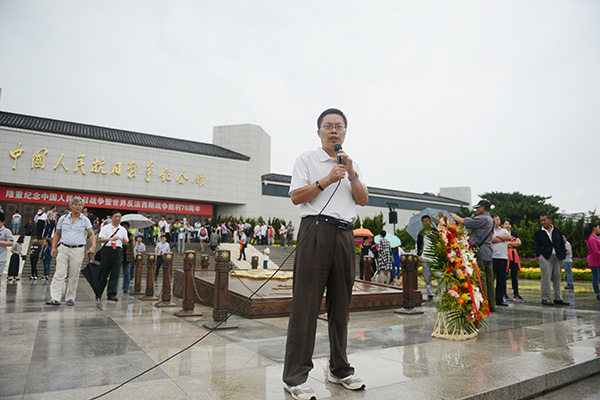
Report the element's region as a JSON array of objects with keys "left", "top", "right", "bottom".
[{"left": 1, "top": 111, "right": 468, "bottom": 237}]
